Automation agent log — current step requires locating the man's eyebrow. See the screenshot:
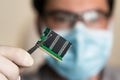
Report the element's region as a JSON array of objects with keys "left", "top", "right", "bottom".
[
  {"left": 46, "top": 9, "right": 108, "bottom": 14},
  {"left": 45, "top": 9, "right": 76, "bottom": 15}
]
